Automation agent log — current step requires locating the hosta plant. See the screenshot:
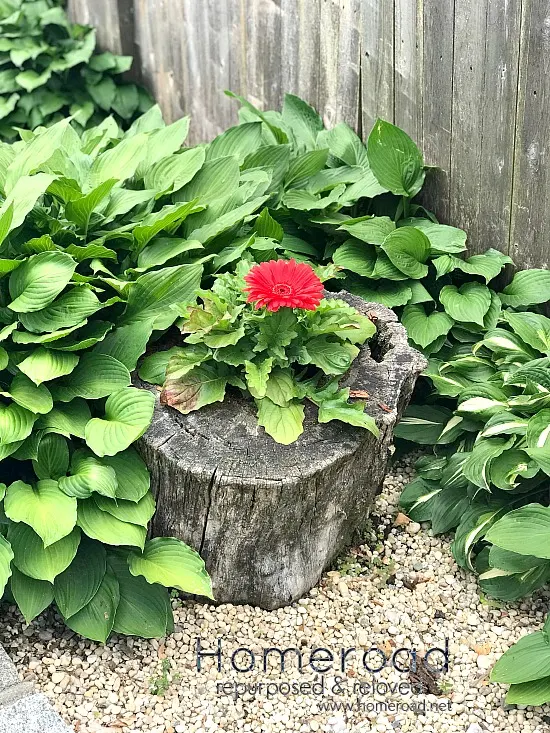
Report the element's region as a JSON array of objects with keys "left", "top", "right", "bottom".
[
  {"left": 0, "top": 111, "right": 224, "bottom": 641},
  {"left": 139, "top": 259, "right": 379, "bottom": 445},
  {"left": 0, "top": 0, "right": 152, "bottom": 140}
]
